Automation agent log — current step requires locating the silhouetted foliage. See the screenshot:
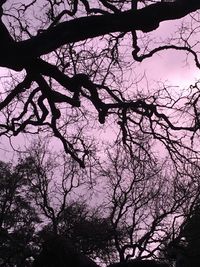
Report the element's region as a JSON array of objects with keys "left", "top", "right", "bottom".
[
  {"left": 168, "top": 202, "right": 200, "bottom": 267},
  {"left": 57, "top": 202, "right": 117, "bottom": 256},
  {"left": 37, "top": 201, "right": 118, "bottom": 261},
  {"left": 0, "top": 160, "right": 40, "bottom": 266},
  {"left": 33, "top": 235, "right": 98, "bottom": 267},
  {"left": 184, "top": 207, "right": 200, "bottom": 266}
]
